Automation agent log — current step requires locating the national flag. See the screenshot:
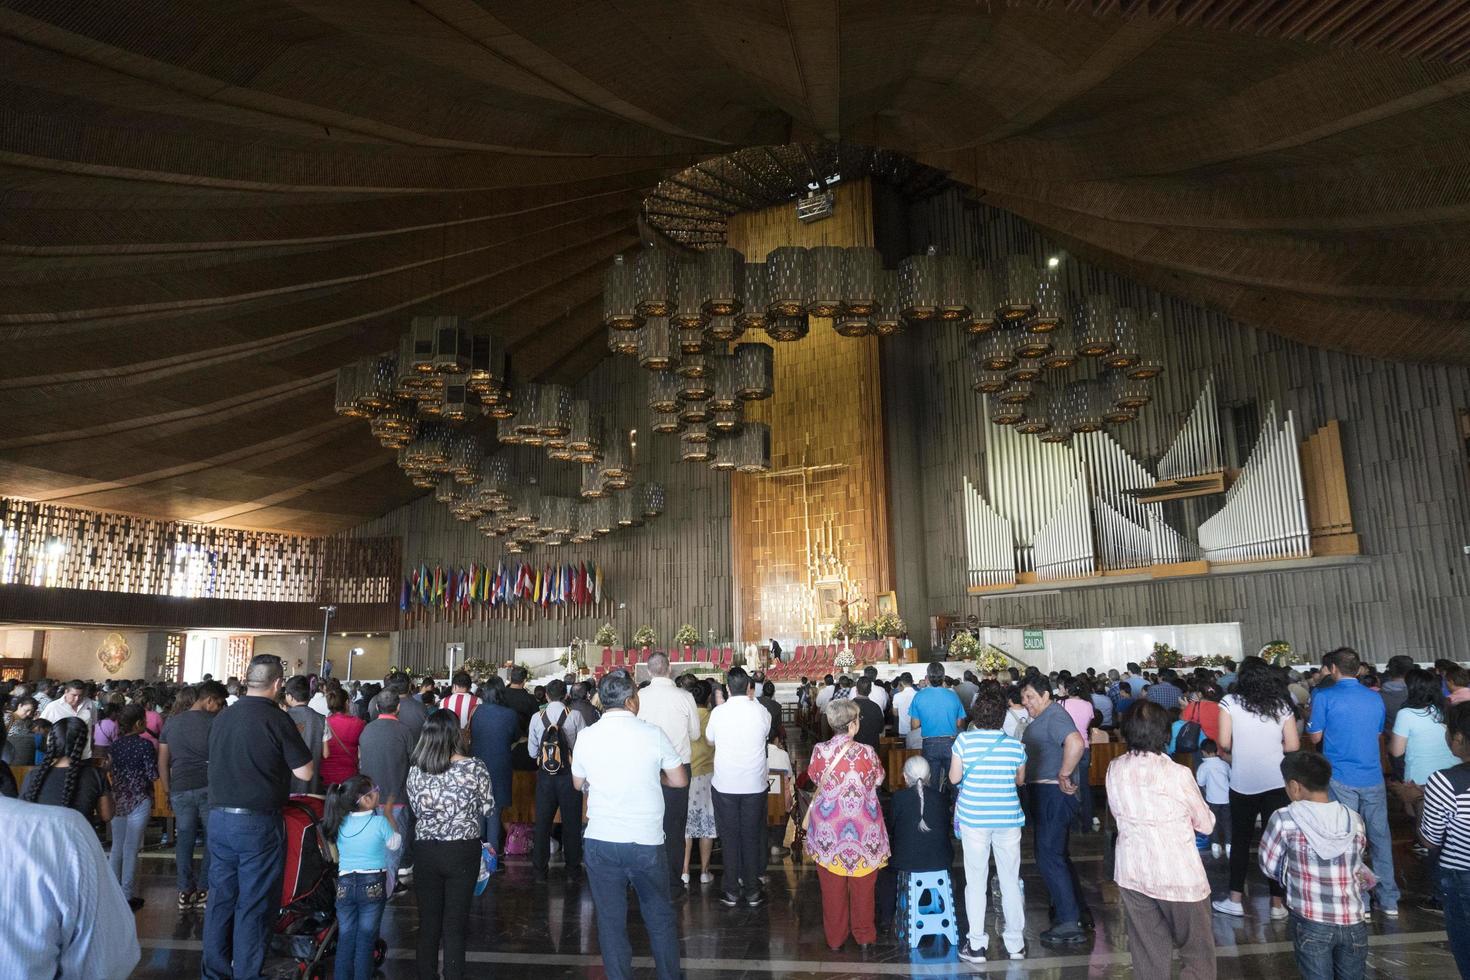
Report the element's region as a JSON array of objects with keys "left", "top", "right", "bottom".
[
  {"left": 578, "top": 561, "right": 588, "bottom": 605},
  {"left": 400, "top": 576, "right": 409, "bottom": 611},
  {"left": 594, "top": 564, "right": 603, "bottom": 604}
]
